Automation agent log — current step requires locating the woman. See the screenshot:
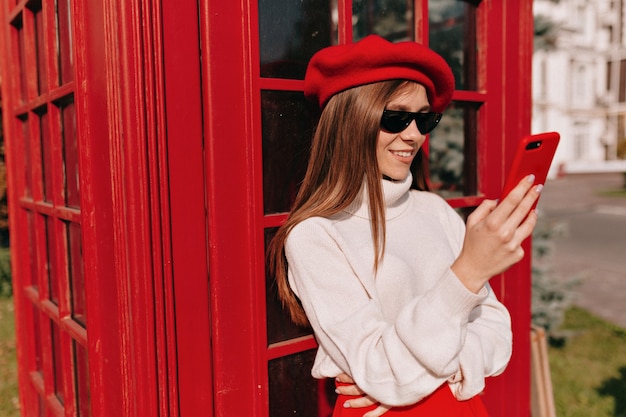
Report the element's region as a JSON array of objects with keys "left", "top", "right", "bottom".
[{"left": 267, "top": 35, "right": 541, "bottom": 417}]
